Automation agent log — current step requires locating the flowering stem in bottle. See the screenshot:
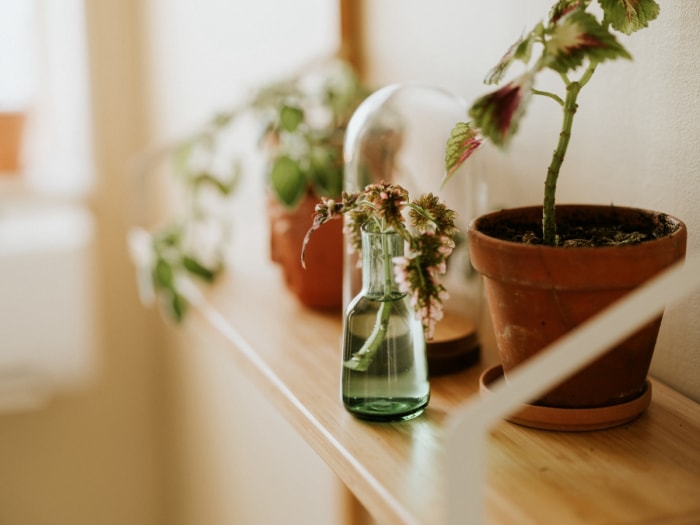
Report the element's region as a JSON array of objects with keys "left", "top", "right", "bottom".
[{"left": 344, "top": 232, "right": 395, "bottom": 371}]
